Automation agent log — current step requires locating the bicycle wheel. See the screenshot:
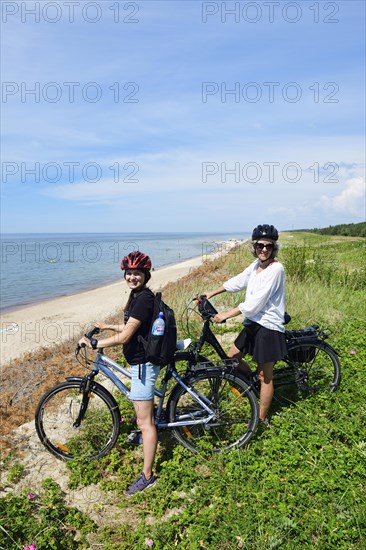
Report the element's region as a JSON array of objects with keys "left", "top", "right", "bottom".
[
  {"left": 35, "top": 380, "right": 121, "bottom": 461},
  {"left": 275, "top": 341, "right": 341, "bottom": 403},
  {"left": 167, "top": 370, "right": 259, "bottom": 453}
]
